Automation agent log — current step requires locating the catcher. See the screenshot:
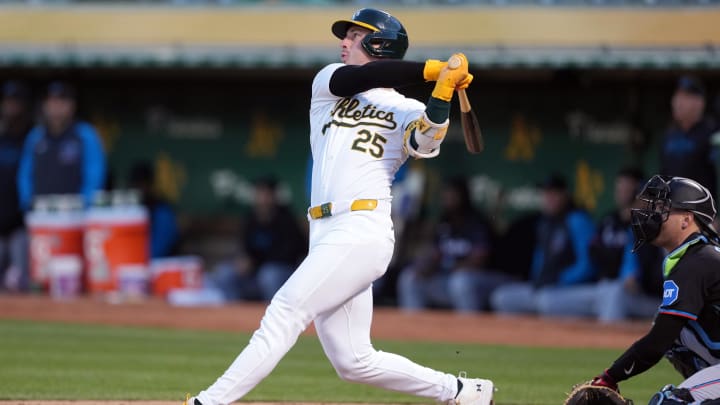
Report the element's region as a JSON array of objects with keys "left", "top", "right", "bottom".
[{"left": 567, "top": 175, "right": 720, "bottom": 405}]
